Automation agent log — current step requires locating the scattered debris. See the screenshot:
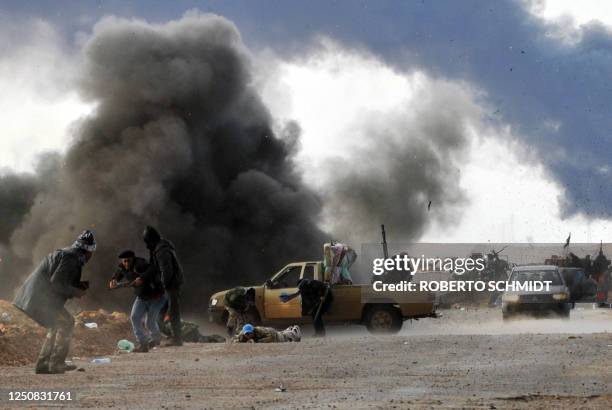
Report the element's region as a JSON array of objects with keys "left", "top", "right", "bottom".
[
  {"left": 1, "top": 312, "right": 12, "bottom": 324},
  {"left": 84, "top": 322, "right": 98, "bottom": 329},
  {"left": 77, "top": 368, "right": 85, "bottom": 372},
  {"left": 275, "top": 383, "right": 287, "bottom": 393},
  {"left": 117, "top": 339, "right": 135, "bottom": 352},
  {"left": 91, "top": 358, "right": 112, "bottom": 364}
]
